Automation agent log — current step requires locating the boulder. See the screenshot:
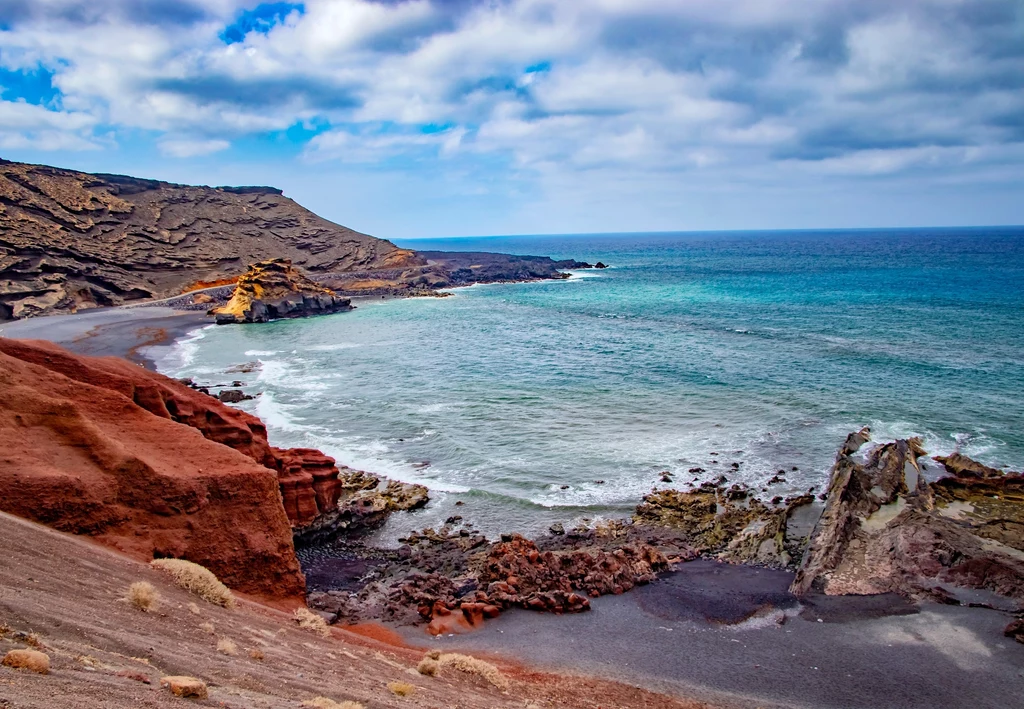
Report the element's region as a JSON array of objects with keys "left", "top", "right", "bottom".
[
  {"left": 211, "top": 258, "right": 352, "bottom": 324},
  {"left": 2, "top": 649, "right": 50, "bottom": 674},
  {"left": 160, "top": 676, "right": 208, "bottom": 699}
]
